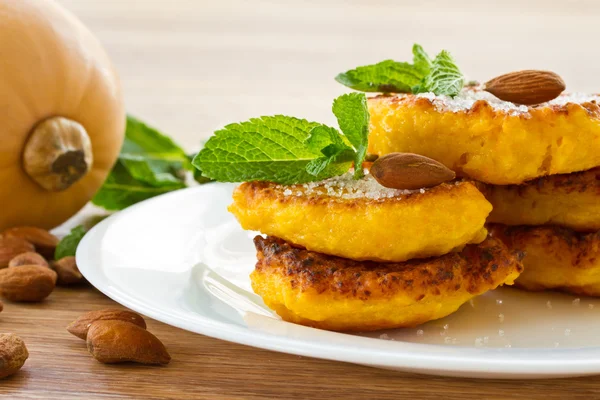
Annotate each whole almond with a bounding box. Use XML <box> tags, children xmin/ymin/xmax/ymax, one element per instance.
<box><xmin>0</xmin><ymin>300</ymin><xmax>3</xmax><ymax>313</ymax></box>
<box><xmin>86</xmin><ymin>320</ymin><xmax>170</xmax><ymax>365</ymax></box>
<box><xmin>0</xmin><ymin>334</ymin><xmax>29</xmax><ymax>379</ymax></box>
<box><xmin>0</xmin><ymin>266</ymin><xmax>57</xmax><ymax>302</ymax></box>
<box><xmin>8</xmin><ymin>252</ymin><xmax>49</xmax><ymax>268</ymax></box>
<box><xmin>51</xmin><ymin>256</ymin><xmax>84</xmax><ymax>286</ymax></box>
<box><xmin>0</xmin><ymin>237</ymin><xmax>35</xmax><ymax>269</ymax></box>
<box><xmin>2</xmin><ymin>227</ymin><xmax>59</xmax><ymax>259</ymax></box>
<box><xmin>484</xmin><ymin>70</ymin><xmax>566</xmax><ymax>105</ymax></box>
<box><xmin>67</xmin><ymin>309</ymin><xmax>147</xmax><ymax>340</ymax></box>
<box><xmin>370</xmin><ymin>153</ymin><xmax>456</xmax><ymax>190</ymax></box>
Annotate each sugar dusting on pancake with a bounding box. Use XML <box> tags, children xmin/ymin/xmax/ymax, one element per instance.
<box><xmin>413</xmin><ymin>87</ymin><xmax>600</xmax><ymax>115</ymax></box>
<box><xmin>275</xmin><ymin>170</ymin><xmax>431</xmax><ymax>200</ymax></box>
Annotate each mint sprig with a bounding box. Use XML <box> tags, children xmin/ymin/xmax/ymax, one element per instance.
<box><xmin>93</xmin><ymin>116</ymin><xmax>193</xmax><ymax>211</ymax></box>
<box><xmin>335</xmin><ymin>60</ymin><xmax>423</xmax><ymax>93</ymax></box>
<box><xmin>305</xmin><ymin>125</ymin><xmax>354</xmax><ymax>177</ymax></box>
<box><xmin>412</xmin><ymin>44</ymin><xmax>433</xmax><ymax>76</ymax></box>
<box><xmin>119</xmin><ymin>116</ymin><xmax>190</xmax><ymax>188</ymax></box>
<box><xmin>332</xmin><ymin>93</ymin><xmax>370</xmax><ymax>179</ymax></box>
<box><xmin>414</xmin><ymin>50</ymin><xmax>464</xmax><ymax>97</ymax></box>
<box><xmin>336</xmin><ymin>44</ymin><xmax>464</xmax><ymax>97</ymax></box>
<box><xmin>93</xmin><ymin>162</ymin><xmax>182</xmax><ymax>210</ymax></box>
<box><xmin>193</xmin><ymin>94</ymin><xmax>370</xmax><ymax>184</ymax></box>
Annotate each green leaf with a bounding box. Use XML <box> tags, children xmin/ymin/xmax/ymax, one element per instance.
<box><xmin>188</xmin><ymin>153</ymin><xmax>214</xmax><ymax>184</ymax></box>
<box><xmin>193</xmin><ymin>115</ymin><xmax>352</xmax><ymax>184</ymax></box>
<box><xmin>335</xmin><ymin>60</ymin><xmax>424</xmax><ymax>93</ymax></box>
<box><xmin>124</xmin><ymin>116</ymin><xmax>191</xmax><ymax>167</ymax></box>
<box><xmin>412</xmin><ymin>44</ymin><xmax>432</xmax><ymax>76</ymax></box>
<box><xmin>305</xmin><ymin>125</ymin><xmax>355</xmax><ymax>177</ymax></box>
<box><xmin>120</xmin><ymin>152</ymin><xmax>186</xmax><ymax>187</ymax></box>
<box><xmin>93</xmin><ymin>162</ymin><xmax>182</xmax><ymax>211</ymax></box>
<box><xmin>121</xmin><ymin>116</ymin><xmax>190</xmax><ymax>187</ymax></box>
<box><xmin>332</xmin><ymin>93</ymin><xmax>370</xmax><ymax>179</ymax></box>
<box><xmin>305</xmin><ymin>157</ymin><xmax>334</xmax><ymax>176</ymax></box>
<box><xmin>336</xmin><ymin>44</ymin><xmax>464</xmax><ymax>97</ymax></box>
<box><xmin>193</xmin><ymin>167</ymin><xmax>213</xmax><ymax>184</ymax></box>
<box><xmin>305</xmin><ymin>125</ymin><xmax>350</xmax><ymax>154</ymax></box>
<box><xmin>55</xmin><ymin>225</ymin><xmax>87</xmax><ymax>260</ymax></box>
<box><xmin>415</xmin><ymin>50</ymin><xmax>464</xmax><ymax>97</ymax></box>
<box><xmin>92</xmin><ymin>117</ymin><xmax>191</xmax><ymax>211</ymax></box>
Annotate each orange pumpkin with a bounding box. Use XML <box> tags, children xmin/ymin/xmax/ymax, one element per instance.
<box><xmin>0</xmin><ymin>0</ymin><xmax>125</xmax><ymax>230</ymax></box>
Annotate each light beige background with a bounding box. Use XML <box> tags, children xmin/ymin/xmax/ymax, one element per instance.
<box><xmin>59</xmin><ymin>0</ymin><xmax>600</xmax><ymax>150</ymax></box>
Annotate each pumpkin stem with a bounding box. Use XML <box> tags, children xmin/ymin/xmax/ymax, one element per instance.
<box><xmin>22</xmin><ymin>117</ymin><xmax>93</xmax><ymax>192</ymax></box>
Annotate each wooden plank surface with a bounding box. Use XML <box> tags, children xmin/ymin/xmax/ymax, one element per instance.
<box><xmin>4</xmin><ymin>0</ymin><xmax>600</xmax><ymax>398</ymax></box>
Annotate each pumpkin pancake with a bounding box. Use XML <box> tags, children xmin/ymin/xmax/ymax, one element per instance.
<box><xmin>481</xmin><ymin>167</ymin><xmax>600</xmax><ymax>232</ymax></box>
<box><xmin>229</xmin><ymin>172</ymin><xmax>491</xmax><ymax>262</ymax></box>
<box><xmin>368</xmin><ymin>88</ymin><xmax>600</xmax><ymax>185</ymax></box>
<box><xmin>251</xmin><ymin>235</ymin><xmax>523</xmax><ymax>331</ymax></box>
<box><xmin>490</xmin><ymin>224</ymin><xmax>600</xmax><ymax>297</ymax></box>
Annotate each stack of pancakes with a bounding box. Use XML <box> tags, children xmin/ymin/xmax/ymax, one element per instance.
<box><xmin>368</xmin><ymin>88</ymin><xmax>600</xmax><ymax>296</ymax></box>
<box><xmin>230</xmin><ymin>171</ymin><xmax>523</xmax><ymax>331</ymax></box>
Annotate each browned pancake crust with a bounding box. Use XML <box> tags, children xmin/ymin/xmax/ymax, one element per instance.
<box><xmin>251</xmin><ymin>235</ymin><xmax>523</xmax><ymax>331</ymax></box>
<box><xmin>254</xmin><ymin>236</ymin><xmax>522</xmax><ymax>300</ymax></box>
<box><xmin>480</xmin><ymin>167</ymin><xmax>600</xmax><ymax>232</ymax></box>
<box><xmin>490</xmin><ymin>224</ymin><xmax>600</xmax><ymax>296</ymax></box>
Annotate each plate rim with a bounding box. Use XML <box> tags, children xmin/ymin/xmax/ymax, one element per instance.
<box><xmin>77</xmin><ymin>185</ymin><xmax>600</xmax><ymax>379</ymax></box>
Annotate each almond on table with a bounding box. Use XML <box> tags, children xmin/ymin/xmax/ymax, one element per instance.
<box><xmin>51</xmin><ymin>256</ymin><xmax>85</xmax><ymax>286</ymax></box>
<box><xmin>0</xmin><ymin>237</ymin><xmax>35</xmax><ymax>269</ymax></box>
<box><xmin>0</xmin><ymin>265</ymin><xmax>56</xmax><ymax>302</ymax></box>
<box><xmin>86</xmin><ymin>320</ymin><xmax>170</xmax><ymax>365</ymax></box>
<box><xmin>67</xmin><ymin>309</ymin><xmax>147</xmax><ymax>340</ymax></box>
<box><xmin>8</xmin><ymin>252</ymin><xmax>49</xmax><ymax>268</ymax></box>
<box><xmin>2</xmin><ymin>227</ymin><xmax>58</xmax><ymax>259</ymax></box>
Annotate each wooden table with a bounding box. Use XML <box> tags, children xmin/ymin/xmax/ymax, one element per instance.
<box><xmin>4</xmin><ymin>0</ymin><xmax>600</xmax><ymax>398</ymax></box>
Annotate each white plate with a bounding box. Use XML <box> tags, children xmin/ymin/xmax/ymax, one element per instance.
<box><xmin>77</xmin><ymin>184</ymin><xmax>600</xmax><ymax>379</ymax></box>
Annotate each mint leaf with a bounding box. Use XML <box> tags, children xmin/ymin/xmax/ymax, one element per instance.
<box><xmin>121</xmin><ymin>116</ymin><xmax>190</xmax><ymax>187</ymax></box>
<box><xmin>55</xmin><ymin>225</ymin><xmax>87</xmax><ymax>260</ymax></box>
<box><xmin>332</xmin><ymin>93</ymin><xmax>370</xmax><ymax>179</ymax></box>
<box><xmin>93</xmin><ymin>116</ymin><xmax>190</xmax><ymax>211</ymax></box>
<box><xmin>93</xmin><ymin>162</ymin><xmax>181</xmax><ymax>210</ymax></box>
<box><xmin>192</xmin><ymin>166</ymin><xmax>213</xmax><ymax>184</ymax></box>
<box><xmin>120</xmin><ymin>152</ymin><xmax>187</xmax><ymax>188</ymax></box>
<box><xmin>305</xmin><ymin>125</ymin><xmax>354</xmax><ymax>177</ymax></box>
<box><xmin>415</xmin><ymin>50</ymin><xmax>464</xmax><ymax>97</ymax></box>
<box><xmin>305</xmin><ymin>125</ymin><xmax>350</xmax><ymax>154</ymax></box>
<box><xmin>124</xmin><ymin>116</ymin><xmax>191</xmax><ymax>168</ymax></box>
<box><xmin>194</xmin><ymin>93</ymin><xmax>372</xmax><ymax>184</ymax></box>
<box><xmin>305</xmin><ymin>157</ymin><xmax>334</xmax><ymax>176</ymax></box>
<box><xmin>335</xmin><ymin>60</ymin><xmax>423</xmax><ymax>93</ymax></box>
<box><xmin>194</xmin><ymin>116</ymin><xmax>352</xmax><ymax>184</ymax></box>
<box><xmin>336</xmin><ymin>44</ymin><xmax>464</xmax><ymax>97</ymax></box>
<box><xmin>188</xmin><ymin>153</ymin><xmax>214</xmax><ymax>184</ymax></box>
<box><xmin>412</xmin><ymin>44</ymin><xmax>432</xmax><ymax>76</ymax></box>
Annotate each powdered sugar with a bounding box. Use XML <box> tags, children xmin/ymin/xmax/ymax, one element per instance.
<box><xmin>413</xmin><ymin>87</ymin><xmax>600</xmax><ymax>116</ymax></box>
<box><xmin>276</xmin><ymin>170</ymin><xmax>426</xmax><ymax>200</ymax></box>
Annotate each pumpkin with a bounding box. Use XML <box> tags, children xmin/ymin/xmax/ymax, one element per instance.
<box><xmin>0</xmin><ymin>0</ymin><xmax>125</xmax><ymax>230</ymax></box>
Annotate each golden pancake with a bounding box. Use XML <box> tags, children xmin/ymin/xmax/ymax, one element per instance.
<box><xmin>481</xmin><ymin>167</ymin><xmax>600</xmax><ymax>232</ymax></box>
<box><xmin>368</xmin><ymin>89</ymin><xmax>600</xmax><ymax>185</ymax></box>
<box><xmin>229</xmin><ymin>173</ymin><xmax>491</xmax><ymax>262</ymax></box>
<box><xmin>251</xmin><ymin>235</ymin><xmax>523</xmax><ymax>331</ymax></box>
<box><xmin>490</xmin><ymin>224</ymin><xmax>600</xmax><ymax>296</ymax></box>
